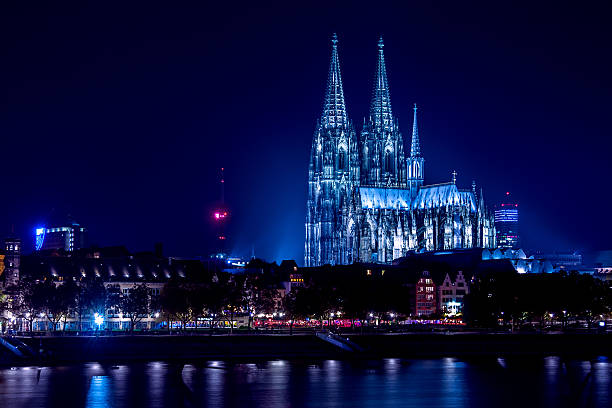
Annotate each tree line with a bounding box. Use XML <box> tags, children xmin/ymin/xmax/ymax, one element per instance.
<box><xmin>464</xmin><ymin>270</ymin><xmax>612</xmax><ymax>328</ymax></box>
<box><xmin>0</xmin><ymin>272</ymin><xmax>280</xmax><ymax>334</ymax></box>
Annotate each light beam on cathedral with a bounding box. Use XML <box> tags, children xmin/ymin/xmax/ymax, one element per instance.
<box><xmin>305</xmin><ymin>35</ymin><xmax>496</xmax><ymax>266</ymax></box>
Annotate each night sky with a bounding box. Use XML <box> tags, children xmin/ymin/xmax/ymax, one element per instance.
<box><xmin>2</xmin><ymin>2</ymin><xmax>611</xmax><ymax>263</ymax></box>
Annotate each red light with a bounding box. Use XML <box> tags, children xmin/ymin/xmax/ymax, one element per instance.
<box><xmin>214</xmin><ymin>211</ymin><xmax>228</xmax><ymax>220</ymax></box>
<box><xmin>506</xmin><ymin>192</ymin><xmax>510</xmax><ymax>195</ymax></box>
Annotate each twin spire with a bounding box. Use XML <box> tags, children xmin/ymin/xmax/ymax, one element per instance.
<box><xmin>370</xmin><ymin>36</ymin><xmax>393</xmax><ymax>132</ymax></box>
<box><xmin>321</xmin><ymin>33</ymin><xmax>348</xmax><ymax>129</ymax></box>
<box><xmin>321</xmin><ymin>34</ymin><xmax>420</xmax><ymax>155</ymax></box>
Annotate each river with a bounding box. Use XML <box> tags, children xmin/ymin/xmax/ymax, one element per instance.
<box><xmin>0</xmin><ymin>357</ymin><xmax>610</xmax><ymax>407</ymax></box>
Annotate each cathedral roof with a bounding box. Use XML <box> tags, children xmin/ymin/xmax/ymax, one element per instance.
<box><xmin>359</xmin><ymin>187</ymin><xmax>411</xmax><ymax>210</ymax></box>
<box><xmin>413</xmin><ymin>183</ymin><xmax>477</xmax><ymax>211</ymax></box>
<box><xmin>359</xmin><ymin>183</ymin><xmax>477</xmax><ymax>212</ymax></box>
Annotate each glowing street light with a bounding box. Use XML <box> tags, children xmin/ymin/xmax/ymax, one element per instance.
<box><xmin>94</xmin><ymin>313</ymin><xmax>104</xmax><ymax>330</ymax></box>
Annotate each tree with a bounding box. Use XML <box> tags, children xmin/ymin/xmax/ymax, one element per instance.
<box><xmin>34</xmin><ymin>279</ymin><xmax>76</xmax><ymax>331</ymax></box>
<box><xmin>283</xmin><ymin>286</ymin><xmax>337</xmax><ymax>333</ymax></box>
<box><xmin>118</xmin><ymin>283</ymin><xmax>151</xmax><ymax>333</ymax></box>
<box><xmin>283</xmin><ymin>290</ymin><xmax>304</xmax><ymax>335</ymax></box>
<box><xmin>12</xmin><ymin>279</ymin><xmax>40</xmax><ymax>332</ymax></box>
<box><xmin>160</xmin><ymin>280</ymin><xmax>193</xmax><ymax>332</ymax></box>
<box><xmin>243</xmin><ymin>276</ymin><xmax>276</xmax><ymax>328</ymax></box>
<box><xmin>202</xmin><ymin>275</ymin><xmax>245</xmax><ymax>335</ymax></box>
<box><xmin>59</xmin><ymin>278</ymin><xmax>79</xmax><ymax>331</ymax></box>
<box><xmin>74</xmin><ymin>279</ymin><xmax>107</xmax><ymax>332</ymax></box>
<box><xmin>0</xmin><ymin>289</ymin><xmax>8</xmax><ymax>333</ymax></box>
<box><xmin>223</xmin><ymin>278</ymin><xmax>245</xmax><ymax>335</ymax></box>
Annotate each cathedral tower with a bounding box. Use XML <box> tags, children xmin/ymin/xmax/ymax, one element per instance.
<box><xmin>305</xmin><ymin>35</ymin><xmax>496</xmax><ymax>267</ymax></box>
<box><xmin>305</xmin><ymin>34</ymin><xmax>358</xmax><ymax>267</ymax></box>
<box><xmin>360</xmin><ymin>37</ymin><xmax>406</xmax><ymax>188</ymax></box>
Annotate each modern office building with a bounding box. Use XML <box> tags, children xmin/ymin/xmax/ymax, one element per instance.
<box><xmin>494</xmin><ymin>192</ymin><xmax>519</xmax><ymax>249</ymax></box>
<box><xmin>35</xmin><ymin>221</ymin><xmax>86</xmax><ymax>252</ymax></box>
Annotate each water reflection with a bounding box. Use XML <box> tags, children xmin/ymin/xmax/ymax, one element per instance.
<box><xmin>86</xmin><ymin>376</ymin><xmax>111</xmax><ymax>408</ymax></box>
<box><xmin>0</xmin><ymin>358</ymin><xmax>610</xmax><ymax>407</ymax></box>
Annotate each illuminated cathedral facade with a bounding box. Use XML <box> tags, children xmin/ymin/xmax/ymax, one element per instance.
<box><xmin>305</xmin><ymin>35</ymin><xmax>496</xmax><ymax>267</ymax></box>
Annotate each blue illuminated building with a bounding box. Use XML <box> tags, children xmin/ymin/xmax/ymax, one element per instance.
<box><xmin>34</xmin><ymin>220</ymin><xmax>86</xmax><ymax>252</ymax></box>
<box><xmin>494</xmin><ymin>192</ymin><xmax>519</xmax><ymax>249</ymax></box>
<box><xmin>305</xmin><ymin>35</ymin><xmax>496</xmax><ymax>266</ymax></box>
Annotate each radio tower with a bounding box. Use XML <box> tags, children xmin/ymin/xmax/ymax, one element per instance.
<box><xmin>213</xmin><ymin>167</ymin><xmax>229</xmax><ymax>257</ymax></box>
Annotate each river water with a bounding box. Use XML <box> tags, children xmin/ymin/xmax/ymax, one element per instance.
<box><xmin>0</xmin><ymin>357</ymin><xmax>610</xmax><ymax>407</ymax></box>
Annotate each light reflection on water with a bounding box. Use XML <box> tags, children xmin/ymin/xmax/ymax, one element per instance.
<box><xmin>86</xmin><ymin>376</ymin><xmax>111</xmax><ymax>408</ymax></box>
<box><xmin>0</xmin><ymin>358</ymin><xmax>609</xmax><ymax>408</ymax></box>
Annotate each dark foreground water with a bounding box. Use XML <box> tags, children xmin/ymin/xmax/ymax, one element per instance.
<box><xmin>0</xmin><ymin>357</ymin><xmax>610</xmax><ymax>407</ymax></box>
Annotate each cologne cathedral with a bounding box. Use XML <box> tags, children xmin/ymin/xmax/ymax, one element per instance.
<box><xmin>304</xmin><ymin>35</ymin><xmax>496</xmax><ymax>267</ymax></box>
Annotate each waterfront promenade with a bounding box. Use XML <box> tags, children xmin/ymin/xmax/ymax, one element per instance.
<box><xmin>1</xmin><ymin>332</ymin><xmax>610</xmax><ymax>366</ymax></box>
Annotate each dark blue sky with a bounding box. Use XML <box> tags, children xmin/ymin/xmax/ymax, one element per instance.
<box><xmin>1</xmin><ymin>2</ymin><xmax>611</xmax><ymax>262</ymax></box>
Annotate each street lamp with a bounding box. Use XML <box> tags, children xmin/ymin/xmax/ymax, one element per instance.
<box><xmin>94</xmin><ymin>313</ymin><xmax>104</xmax><ymax>331</ymax></box>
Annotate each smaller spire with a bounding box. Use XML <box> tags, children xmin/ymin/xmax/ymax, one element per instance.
<box><xmin>452</xmin><ymin>170</ymin><xmax>457</xmax><ymax>184</ymax></box>
<box><xmin>410</xmin><ymin>104</ymin><xmax>421</xmax><ymax>157</ymax></box>
<box><xmin>479</xmin><ymin>187</ymin><xmax>485</xmax><ymax>210</ymax></box>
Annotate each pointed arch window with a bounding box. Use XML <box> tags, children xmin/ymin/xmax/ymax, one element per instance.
<box><xmin>385</xmin><ymin>151</ymin><xmax>393</xmax><ymax>173</ymax></box>
<box><xmin>338</xmin><ymin>149</ymin><xmax>347</xmax><ymax>171</ymax></box>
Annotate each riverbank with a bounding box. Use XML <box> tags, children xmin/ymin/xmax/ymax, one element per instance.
<box><xmin>1</xmin><ymin>333</ymin><xmax>610</xmax><ymax>366</ymax></box>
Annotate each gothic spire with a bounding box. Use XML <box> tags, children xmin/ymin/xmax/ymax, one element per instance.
<box><xmin>370</xmin><ymin>36</ymin><xmax>393</xmax><ymax>131</ymax></box>
<box><xmin>410</xmin><ymin>104</ymin><xmax>421</xmax><ymax>157</ymax></box>
<box><xmin>321</xmin><ymin>33</ymin><xmax>348</xmax><ymax>129</ymax></box>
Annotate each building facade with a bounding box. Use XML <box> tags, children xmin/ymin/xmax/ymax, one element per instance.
<box><xmin>438</xmin><ymin>271</ymin><xmax>469</xmax><ymax>316</ymax></box>
<box><xmin>416</xmin><ymin>271</ymin><xmax>436</xmax><ymax>316</ymax></box>
<box><xmin>305</xmin><ymin>35</ymin><xmax>496</xmax><ymax>266</ymax></box>
<box><xmin>2</xmin><ymin>237</ymin><xmax>21</xmax><ymax>287</ymax></box>
<box><xmin>35</xmin><ymin>222</ymin><xmax>86</xmax><ymax>252</ymax></box>
<box><xmin>494</xmin><ymin>192</ymin><xmax>519</xmax><ymax>249</ymax></box>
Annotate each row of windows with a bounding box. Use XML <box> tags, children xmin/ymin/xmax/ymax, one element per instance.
<box><xmin>417</xmin><ymin>294</ymin><xmax>435</xmax><ymax>301</ymax></box>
